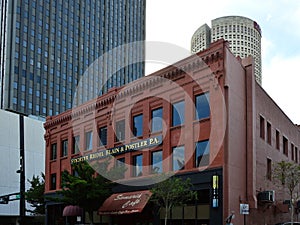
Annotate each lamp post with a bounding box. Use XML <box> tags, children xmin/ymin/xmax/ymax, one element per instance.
<box><xmin>17</xmin><ymin>115</ymin><xmax>26</xmax><ymax>225</ymax></box>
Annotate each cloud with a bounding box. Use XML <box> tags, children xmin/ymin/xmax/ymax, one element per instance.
<box><xmin>263</xmin><ymin>55</ymin><xmax>300</xmax><ymax>124</ymax></box>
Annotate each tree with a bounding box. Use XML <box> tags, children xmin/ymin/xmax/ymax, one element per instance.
<box><xmin>57</xmin><ymin>160</ymin><xmax>125</xmax><ymax>225</ymax></box>
<box><xmin>25</xmin><ymin>173</ymin><xmax>45</xmax><ymax>215</ymax></box>
<box><xmin>272</xmin><ymin>161</ymin><xmax>300</xmax><ymax>222</ymax></box>
<box><xmin>150</xmin><ymin>174</ymin><xmax>197</xmax><ymax>225</ymax></box>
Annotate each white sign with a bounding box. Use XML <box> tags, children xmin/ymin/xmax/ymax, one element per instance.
<box><xmin>240</xmin><ymin>204</ymin><xmax>249</xmax><ymax>215</ymax></box>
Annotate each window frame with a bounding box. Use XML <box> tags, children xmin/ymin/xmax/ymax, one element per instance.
<box><xmin>50</xmin><ymin>143</ymin><xmax>57</xmax><ymax>160</ymax></box>
<box><xmin>151</xmin><ymin>150</ymin><xmax>163</xmax><ymax>174</ymax></box>
<box><xmin>132</xmin><ymin>154</ymin><xmax>143</xmax><ymax>177</ymax></box>
<box><xmin>172</xmin><ymin>100</ymin><xmax>185</xmax><ymax>127</ymax></box>
<box><xmin>195</xmin><ymin>140</ymin><xmax>210</xmax><ymax>167</ymax></box>
<box><xmin>61</xmin><ymin>139</ymin><xmax>68</xmax><ymax>157</ymax></box>
<box><xmin>50</xmin><ymin>173</ymin><xmax>56</xmax><ymax>190</ymax></box>
<box><xmin>72</xmin><ymin>135</ymin><xmax>80</xmax><ymax>154</ymax></box>
<box><xmin>98</xmin><ymin>126</ymin><xmax>107</xmax><ymax>146</ymax></box>
<box><xmin>85</xmin><ymin>131</ymin><xmax>93</xmax><ymax>151</ymax></box>
<box><xmin>151</xmin><ymin>107</ymin><xmax>163</xmax><ymax>133</ymax></box>
<box><xmin>132</xmin><ymin>114</ymin><xmax>143</xmax><ymax>137</ymax></box>
<box><xmin>172</xmin><ymin>146</ymin><xmax>185</xmax><ymax>171</ymax></box>
<box><xmin>115</xmin><ymin>120</ymin><xmax>125</xmax><ymax>142</ymax></box>
<box><xmin>195</xmin><ymin>92</ymin><xmax>210</xmax><ymax>120</ymax></box>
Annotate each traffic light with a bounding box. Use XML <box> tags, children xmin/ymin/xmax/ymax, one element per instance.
<box><xmin>0</xmin><ymin>195</ymin><xmax>9</xmax><ymax>204</ymax></box>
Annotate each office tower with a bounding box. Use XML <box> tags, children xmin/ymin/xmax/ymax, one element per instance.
<box><xmin>0</xmin><ymin>0</ymin><xmax>145</xmax><ymax>117</ymax></box>
<box><xmin>191</xmin><ymin>16</ymin><xmax>262</xmax><ymax>84</ymax></box>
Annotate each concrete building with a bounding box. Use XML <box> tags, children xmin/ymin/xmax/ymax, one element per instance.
<box><xmin>44</xmin><ymin>40</ymin><xmax>300</xmax><ymax>225</ymax></box>
<box><xmin>0</xmin><ymin>110</ymin><xmax>45</xmax><ymax>224</ymax></box>
<box><xmin>0</xmin><ymin>0</ymin><xmax>145</xmax><ymax>117</ymax></box>
<box><xmin>191</xmin><ymin>16</ymin><xmax>262</xmax><ymax>84</ymax></box>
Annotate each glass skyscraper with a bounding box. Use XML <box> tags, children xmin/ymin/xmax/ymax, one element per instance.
<box><xmin>0</xmin><ymin>0</ymin><xmax>145</xmax><ymax>117</ymax></box>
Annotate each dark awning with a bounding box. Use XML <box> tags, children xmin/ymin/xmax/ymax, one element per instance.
<box><xmin>63</xmin><ymin>205</ymin><xmax>83</xmax><ymax>216</ymax></box>
<box><xmin>98</xmin><ymin>190</ymin><xmax>152</xmax><ymax>215</ymax></box>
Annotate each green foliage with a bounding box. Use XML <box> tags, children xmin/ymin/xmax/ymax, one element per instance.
<box><xmin>272</xmin><ymin>160</ymin><xmax>300</xmax><ymax>222</ymax></box>
<box><xmin>25</xmin><ymin>173</ymin><xmax>45</xmax><ymax>215</ymax></box>
<box><xmin>56</xmin><ymin>160</ymin><xmax>126</xmax><ymax>224</ymax></box>
<box><xmin>272</xmin><ymin>161</ymin><xmax>300</xmax><ymax>196</ymax></box>
<box><xmin>150</xmin><ymin>173</ymin><xmax>197</xmax><ymax>225</ymax></box>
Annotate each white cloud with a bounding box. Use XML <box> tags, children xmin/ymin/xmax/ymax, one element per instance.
<box><xmin>263</xmin><ymin>55</ymin><xmax>300</xmax><ymax>124</ymax></box>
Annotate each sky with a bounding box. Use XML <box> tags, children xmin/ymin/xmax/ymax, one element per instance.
<box><xmin>145</xmin><ymin>0</ymin><xmax>300</xmax><ymax>124</ymax></box>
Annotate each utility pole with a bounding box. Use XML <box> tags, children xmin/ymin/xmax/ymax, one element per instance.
<box><xmin>18</xmin><ymin>114</ymin><xmax>26</xmax><ymax>225</ymax></box>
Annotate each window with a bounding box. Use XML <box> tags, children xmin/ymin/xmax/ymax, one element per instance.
<box><xmin>61</xmin><ymin>139</ymin><xmax>68</xmax><ymax>157</ymax></box>
<box><xmin>116</xmin><ymin>120</ymin><xmax>125</xmax><ymax>142</ymax></box>
<box><xmin>133</xmin><ymin>114</ymin><xmax>143</xmax><ymax>137</ymax></box>
<box><xmin>98</xmin><ymin>126</ymin><xmax>107</xmax><ymax>146</ymax></box>
<box><xmin>260</xmin><ymin>116</ymin><xmax>265</xmax><ymax>139</ymax></box>
<box><xmin>195</xmin><ymin>93</ymin><xmax>210</xmax><ymax>120</ymax></box>
<box><xmin>151</xmin><ymin>150</ymin><xmax>162</xmax><ymax>173</ymax></box>
<box><xmin>151</xmin><ymin>108</ymin><xmax>163</xmax><ymax>132</ymax></box>
<box><xmin>72</xmin><ymin>136</ymin><xmax>80</xmax><ymax>154</ymax></box>
<box><xmin>172</xmin><ymin>146</ymin><xmax>185</xmax><ymax>171</ymax></box>
<box><xmin>50</xmin><ymin>143</ymin><xmax>57</xmax><ymax>160</ymax></box>
<box><xmin>132</xmin><ymin>154</ymin><xmax>143</xmax><ymax>177</ymax></box>
<box><xmin>172</xmin><ymin>101</ymin><xmax>185</xmax><ymax>126</ymax></box>
<box><xmin>276</xmin><ymin>130</ymin><xmax>280</xmax><ymax>150</ymax></box>
<box><xmin>50</xmin><ymin>173</ymin><xmax>56</xmax><ymax>190</ymax></box>
<box><xmin>267</xmin><ymin>122</ymin><xmax>271</xmax><ymax>145</ymax></box>
<box><xmin>195</xmin><ymin>140</ymin><xmax>210</xmax><ymax>167</ymax></box>
<box><xmin>291</xmin><ymin>143</ymin><xmax>295</xmax><ymax>161</ymax></box>
<box><xmin>267</xmin><ymin>158</ymin><xmax>272</xmax><ymax>180</ymax></box>
<box><xmin>116</xmin><ymin>157</ymin><xmax>125</xmax><ymax>178</ymax></box>
<box><xmin>283</xmin><ymin>136</ymin><xmax>288</xmax><ymax>156</ymax></box>
<box><xmin>296</xmin><ymin>147</ymin><xmax>299</xmax><ymax>163</ymax></box>
<box><xmin>85</xmin><ymin>131</ymin><xmax>93</xmax><ymax>151</ymax></box>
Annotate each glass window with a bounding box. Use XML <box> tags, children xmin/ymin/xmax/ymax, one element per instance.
<box><xmin>195</xmin><ymin>93</ymin><xmax>210</xmax><ymax>120</ymax></box>
<box><xmin>133</xmin><ymin>114</ymin><xmax>143</xmax><ymax>137</ymax></box>
<box><xmin>276</xmin><ymin>130</ymin><xmax>280</xmax><ymax>150</ymax></box>
<box><xmin>72</xmin><ymin>136</ymin><xmax>80</xmax><ymax>154</ymax></box>
<box><xmin>195</xmin><ymin>140</ymin><xmax>210</xmax><ymax>167</ymax></box>
<box><xmin>132</xmin><ymin>154</ymin><xmax>143</xmax><ymax>177</ymax></box>
<box><xmin>50</xmin><ymin>143</ymin><xmax>57</xmax><ymax>160</ymax></box>
<box><xmin>260</xmin><ymin>116</ymin><xmax>265</xmax><ymax>139</ymax></box>
<box><xmin>267</xmin><ymin>158</ymin><xmax>272</xmax><ymax>180</ymax></box>
<box><xmin>267</xmin><ymin>122</ymin><xmax>272</xmax><ymax>145</ymax></box>
<box><xmin>116</xmin><ymin>120</ymin><xmax>125</xmax><ymax>142</ymax></box>
<box><xmin>61</xmin><ymin>139</ymin><xmax>68</xmax><ymax>157</ymax></box>
<box><xmin>151</xmin><ymin>108</ymin><xmax>163</xmax><ymax>132</ymax></box>
<box><xmin>85</xmin><ymin>131</ymin><xmax>93</xmax><ymax>151</ymax></box>
<box><xmin>172</xmin><ymin>101</ymin><xmax>185</xmax><ymax>126</ymax></box>
<box><xmin>283</xmin><ymin>136</ymin><xmax>288</xmax><ymax>156</ymax></box>
<box><xmin>151</xmin><ymin>150</ymin><xmax>162</xmax><ymax>173</ymax></box>
<box><xmin>172</xmin><ymin>146</ymin><xmax>185</xmax><ymax>171</ymax></box>
<box><xmin>99</xmin><ymin>126</ymin><xmax>107</xmax><ymax>146</ymax></box>
<box><xmin>50</xmin><ymin>173</ymin><xmax>56</xmax><ymax>190</ymax></box>
<box><xmin>116</xmin><ymin>157</ymin><xmax>125</xmax><ymax>179</ymax></box>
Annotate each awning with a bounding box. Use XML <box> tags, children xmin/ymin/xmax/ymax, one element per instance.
<box><xmin>98</xmin><ymin>190</ymin><xmax>152</xmax><ymax>215</ymax></box>
<box><xmin>63</xmin><ymin>205</ymin><xmax>83</xmax><ymax>216</ymax></box>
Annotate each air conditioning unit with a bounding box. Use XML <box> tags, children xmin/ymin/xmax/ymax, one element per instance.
<box><xmin>258</xmin><ymin>190</ymin><xmax>275</xmax><ymax>203</ymax></box>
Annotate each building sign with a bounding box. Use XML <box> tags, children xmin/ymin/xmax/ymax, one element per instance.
<box><xmin>99</xmin><ymin>190</ymin><xmax>152</xmax><ymax>215</ymax></box>
<box><xmin>212</xmin><ymin>175</ymin><xmax>219</xmax><ymax>208</ymax></box>
<box><xmin>71</xmin><ymin>135</ymin><xmax>162</xmax><ymax>164</ymax></box>
<box><xmin>240</xmin><ymin>204</ymin><xmax>249</xmax><ymax>215</ymax></box>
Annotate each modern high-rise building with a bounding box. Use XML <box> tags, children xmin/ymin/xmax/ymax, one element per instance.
<box><xmin>191</xmin><ymin>16</ymin><xmax>262</xmax><ymax>84</ymax></box>
<box><xmin>0</xmin><ymin>0</ymin><xmax>145</xmax><ymax>117</ymax></box>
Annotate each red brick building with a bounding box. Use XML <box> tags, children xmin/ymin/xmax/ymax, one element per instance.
<box><xmin>44</xmin><ymin>40</ymin><xmax>300</xmax><ymax>225</ymax></box>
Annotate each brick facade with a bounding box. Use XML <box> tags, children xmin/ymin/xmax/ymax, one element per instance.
<box><xmin>44</xmin><ymin>39</ymin><xmax>300</xmax><ymax>225</ymax></box>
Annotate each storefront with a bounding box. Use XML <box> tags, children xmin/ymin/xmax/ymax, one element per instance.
<box><xmin>97</xmin><ymin>169</ymin><xmax>223</xmax><ymax>225</ymax></box>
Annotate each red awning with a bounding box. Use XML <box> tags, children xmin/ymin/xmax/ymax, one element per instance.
<box><xmin>63</xmin><ymin>205</ymin><xmax>83</xmax><ymax>216</ymax></box>
<box><xmin>98</xmin><ymin>190</ymin><xmax>152</xmax><ymax>215</ymax></box>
